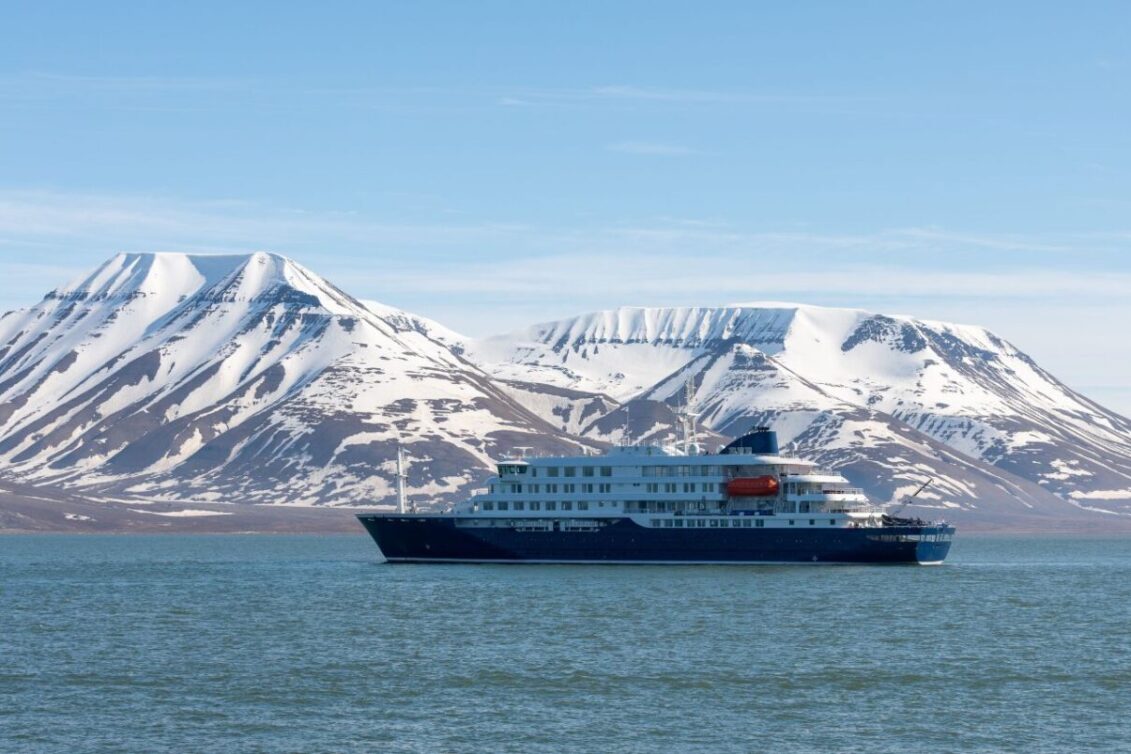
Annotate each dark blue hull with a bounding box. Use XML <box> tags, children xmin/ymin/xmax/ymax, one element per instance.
<box><xmin>357</xmin><ymin>515</ymin><xmax>954</xmax><ymax>565</ymax></box>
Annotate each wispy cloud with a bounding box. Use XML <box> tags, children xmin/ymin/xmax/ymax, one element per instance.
<box><xmin>504</xmin><ymin>84</ymin><xmax>871</xmax><ymax>107</ymax></box>
<box><xmin>2</xmin><ymin>189</ymin><xmax>1129</xmax><ymax>311</ymax></box>
<box><xmin>0</xmin><ymin>72</ymin><xmax>872</xmax><ymax>118</ymax></box>
<box><xmin>364</xmin><ymin>251</ymin><xmax>1131</xmax><ymax>302</ymax></box>
<box><xmin>2</xmin><ymin>188</ymin><xmax>1130</xmax><ymax>412</ymax></box>
<box><xmin>588</xmin><ymin>85</ymin><xmax>856</xmax><ymax>105</ymax></box>
<box><xmin>606</xmin><ymin>140</ymin><xmax>700</xmax><ymax>156</ymax></box>
<box><xmin>2</xmin><ymin>71</ymin><xmax>249</xmax><ymax>92</ymax></box>
<box><xmin>0</xmin><ymin>72</ymin><xmax>254</xmax><ymax>107</ymax></box>
<box><xmin>0</xmin><ymin>190</ymin><xmax>528</xmax><ymax>249</ymax></box>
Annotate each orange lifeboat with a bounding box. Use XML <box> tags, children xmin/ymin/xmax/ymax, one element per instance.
<box><xmin>727</xmin><ymin>476</ymin><xmax>779</xmax><ymax>497</ymax></box>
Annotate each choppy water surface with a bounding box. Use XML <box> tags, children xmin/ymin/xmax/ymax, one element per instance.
<box><xmin>2</xmin><ymin>535</ymin><xmax>1130</xmax><ymax>753</ymax></box>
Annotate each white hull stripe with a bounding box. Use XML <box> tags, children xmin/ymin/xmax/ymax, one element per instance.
<box><xmin>382</xmin><ymin>556</ymin><xmax>942</xmax><ymax>566</ymax></box>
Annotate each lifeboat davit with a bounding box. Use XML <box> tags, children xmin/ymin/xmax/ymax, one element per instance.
<box><xmin>727</xmin><ymin>476</ymin><xmax>779</xmax><ymax>497</ymax></box>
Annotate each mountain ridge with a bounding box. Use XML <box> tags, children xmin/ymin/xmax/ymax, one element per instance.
<box><xmin>0</xmin><ymin>252</ymin><xmax>594</xmax><ymax>506</ymax></box>
<box><xmin>463</xmin><ymin>303</ymin><xmax>1131</xmax><ymax>516</ymax></box>
<box><xmin>2</xmin><ymin>252</ymin><xmax>1129</xmax><ymax>528</ymax></box>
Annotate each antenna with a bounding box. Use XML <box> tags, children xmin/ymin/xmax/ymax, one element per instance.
<box><xmin>395</xmin><ymin>444</ymin><xmax>409</xmax><ymax>513</ymax></box>
<box><xmin>511</xmin><ymin>446</ymin><xmax>533</xmax><ymax>459</ymax></box>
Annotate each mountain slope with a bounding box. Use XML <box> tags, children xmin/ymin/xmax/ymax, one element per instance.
<box><xmin>466</xmin><ymin>304</ymin><xmax>1131</xmax><ymax>516</ymax></box>
<box><xmin>0</xmin><ymin>252</ymin><xmax>590</xmax><ymax>505</ymax></box>
<box><xmin>3</xmin><ymin>259</ymin><xmax>1128</xmax><ymax>525</ymax></box>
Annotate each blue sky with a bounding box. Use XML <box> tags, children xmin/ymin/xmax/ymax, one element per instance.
<box><xmin>2</xmin><ymin>1</ymin><xmax>1130</xmax><ymax>412</ymax></box>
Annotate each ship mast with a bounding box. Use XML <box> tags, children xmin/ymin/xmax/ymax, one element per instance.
<box><xmin>677</xmin><ymin>377</ymin><xmax>699</xmax><ymax>455</ymax></box>
<box><xmin>395</xmin><ymin>444</ymin><xmax>409</xmax><ymax>513</ymax></box>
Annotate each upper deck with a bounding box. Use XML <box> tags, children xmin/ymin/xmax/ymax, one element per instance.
<box><xmin>455</xmin><ymin>427</ymin><xmax>876</xmax><ymax>525</ymax></box>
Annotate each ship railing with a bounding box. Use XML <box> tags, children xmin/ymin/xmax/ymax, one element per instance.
<box><xmin>624</xmin><ymin>502</ymin><xmax>725</xmax><ymax>514</ymax></box>
<box><xmin>787</xmin><ymin>489</ymin><xmax>866</xmax><ymax>501</ymax></box>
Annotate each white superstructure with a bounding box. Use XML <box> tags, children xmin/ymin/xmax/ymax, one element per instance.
<box><xmin>451</xmin><ymin>432</ymin><xmax>883</xmax><ymax>531</ymax></box>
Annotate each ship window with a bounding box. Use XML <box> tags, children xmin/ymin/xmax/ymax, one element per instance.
<box><xmin>564</xmin><ymin>484</ymin><xmax>575</xmax><ymax>493</ymax></box>
<box><xmin>578</xmin><ymin>501</ymin><xmax>589</xmax><ymax>510</ymax></box>
<box><xmin>564</xmin><ymin>467</ymin><xmax>576</xmax><ymax>477</ymax></box>
<box><xmin>561</xmin><ymin>501</ymin><xmax>573</xmax><ymax>511</ymax></box>
<box><xmin>732</xmin><ymin>520</ymin><xmax>741</xmax><ymax>528</ymax></box>
<box><xmin>530</xmin><ymin>501</ymin><xmax>540</xmax><ymax>511</ymax></box>
<box><xmin>582</xmin><ymin>467</ymin><xmax>595</xmax><ymax>477</ymax></box>
<box><xmin>599</xmin><ymin>466</ymin><xmax>612</xmax><ymax>477</ymax></box>
<box><xmin>674</xmin><ymin>519</ymin><xmax>684</xmax><ymax>527</ymax></box>
<box><xmin>531</xmin><ymin>484</ymin><xmax>540</xmax><ymax>493</ymax></box>
<box><xmin>829</xmin><ymin>519</ymin><xmax>836</xmax><ymax>525</ymax></box>
<box><xmin>599</xmin><ymin>483</ymin><xmax>611</xmax><ymax>493</ymax></box>
<box><xmin>547</xmin><ymin>467</ymin><xmax>559</xmax><ymax>477</ymax></box>
<box><xmin>498</xmin><ymin>502</ymin><xmax>509</xmax><ymax>511</ymax></box>
<box><xmin>547</xmin><ymin>484</ymin><xmax>558</xmax><ymax>493</ymax></box>
<box><xmin>514</xmin><ymin>502</ymin><xmax>524</xmax><ymax>511</ymax></box>
<box><xmin>788</xmin><ymin>519</ymin><xmax>795</xmax><ymax>526</ymax></box>
<box><xmin>652</xmin><ymin>519</ymin><xmax>662</xmax><ymax>527</ymax></box>
<box><xmin>754</xmin><ymin>520</ymin><xmax>762</xmax><ymax>528</ymax></box>
<box><xmin>664</xmin><ymin>520</ymin><xmax>673</xmax><ymax>528</ymax></box>
<box><xmin>545</xmin><ymin>501</ymin><xmax>557</xmax><ymax>511</ymax></box>
<box><xmin>483</xmin><ymin>501</ymin><xmax>494</xmax><ymax>511</ymax></box>
<box><xmin>809</xmin><ymin>519</ymin><xmax>815</xmax><ymax>526</ymax></box>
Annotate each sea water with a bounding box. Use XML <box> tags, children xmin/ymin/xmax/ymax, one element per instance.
<box><xmin>2</xmin><ymin>535</ymin><xmax>1130</xmax><ymax>753</ymax></box>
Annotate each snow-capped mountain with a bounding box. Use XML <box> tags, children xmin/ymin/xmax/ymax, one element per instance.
<box><xmin>2</xmin><ymin>255</ymin><xmax>1129</xmax><ymax>525</ymax></box>
<box><xmin>465</xmin><ymin>305</ymin><xmax>1131</xmax><ymax>520</ymax></box>
<box><xmin>0</xmin><ymin>252</ymin><xmax>591</xmax><ymax>505</ymax></box>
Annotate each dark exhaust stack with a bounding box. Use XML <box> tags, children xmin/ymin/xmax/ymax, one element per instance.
<box><xmin>722</xmin><ymin>426</ymin><xmax>779</xmax><ymax>455</ymax></box>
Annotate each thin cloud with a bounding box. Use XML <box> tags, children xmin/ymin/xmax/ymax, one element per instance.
<box><xmin>588</xmin><ymin>85</ymin><xmax>860</xmax><ymax>105</ymax></box>
<box><xmin>485</xmin><ymin>84</ymin><xmax>878</xmax><ymax>114</ymax></box>
<box><xmin>606</xmin><ymin>141</ymin><xmax>700</xmax><ymax>156</ymax></box>
<box><xmin>368</xmin><ymin>252</ymin><xmax>1131</xmax><ymax>302</ymax></box>
<box><xmin>0</xmin><ymin>190</ymin><xmax>530</xmax><ymax>248</ymax></box>
<box><xmin>1</xmin><ymin>188</ymin><xmax>1129</xmax><ymax>413</ymax></box>
<box><xmin>2</xmin><ymin>189</ymin><xmax>1129</xmax><ymax>310</ymax></box>
<box><xmin>0</xmin><ymin>72</ymin><xmax>254</xmax><ymax>101</ymax></box>
<box><xmin>0</xmin><ymin>73</ymin><xmax>871</xmax><ymax>117</ymax></box>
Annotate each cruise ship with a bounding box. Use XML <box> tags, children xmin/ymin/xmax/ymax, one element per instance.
<box><xmin>356</xmin><ymin>427</ymin><xmax>955</xmax><ymax>565</ymax></box>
